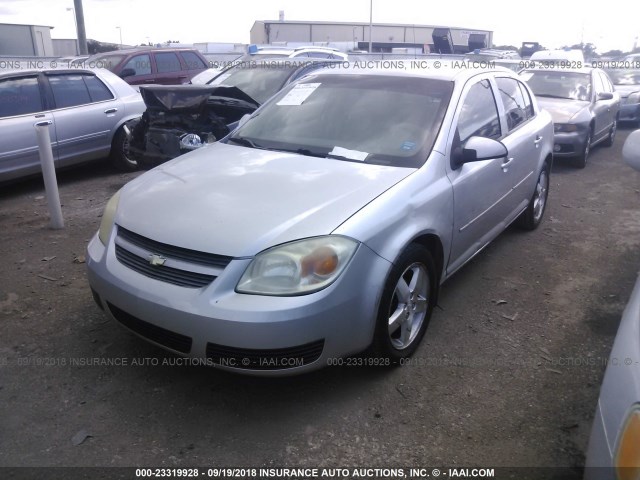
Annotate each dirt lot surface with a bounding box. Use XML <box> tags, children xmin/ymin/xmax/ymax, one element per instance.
<box><xmin>2</xmin><ymin>129</ymin><xmax>640</xmax><ymax>479</ymax></box>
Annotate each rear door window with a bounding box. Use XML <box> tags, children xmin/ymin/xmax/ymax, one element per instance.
<box><xmin>0</xmin><ymin>76</ymin><xmax>43</xmax><ymax>117</ymax></box>
<box><xmin>155</xmin><ymin>52</ymin><xmax>182</xmax><ymax>73</ymax></box>
<box><xmin>180</xmin><ymin>51</ymin><xmax>207</xmax><ymax>70</ymax></box>
<box><xmin>84</xmin><ymin>75</ymin><xmax>114</xmax><ymax>102</ymax></box>
<box><xmin>48</xmin><ymin>74</ymin><xmax>92</xmax><ymax>108</ymax></box>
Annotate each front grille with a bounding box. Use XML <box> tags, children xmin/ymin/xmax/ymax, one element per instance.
<box><xmin>118</xmin><ymin>226</ymin><xmax>232</xmax><ymax>268</ymax></box>
<box><xmin>206</xmin><ymin>340</ymin><xmax>325</xmax><ymax>370</ymax></box>
<box><xmin>115</xmin><ymin>244</ymin><xmax>215</xmax><ymax>288</ymax></box>
<box><xmin>108</xmin><ymin>302</ymin><xmax>192</xmax><ymax>354</ymax></box>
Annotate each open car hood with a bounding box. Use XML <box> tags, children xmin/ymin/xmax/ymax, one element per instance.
<box><xmin>139</xmin><ymin>84</ymin><xmax>260</xmax><ymax>112</ymax></box>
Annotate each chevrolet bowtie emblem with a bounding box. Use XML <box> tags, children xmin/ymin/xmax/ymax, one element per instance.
<box><xmin>148</xmin><ymin>254</ymin><xmax>167</xmax><ymax>266</ymax></box>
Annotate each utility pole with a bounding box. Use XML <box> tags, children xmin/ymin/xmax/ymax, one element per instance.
<box><xmin>368</xmin><ymin>0</ymin><xmax>373</xmax><ymax>53</ymax></box>
<box><xmin>73</xmin><ymin>0</ymin><xmax>88</xmax><ymax>55</ymax></box>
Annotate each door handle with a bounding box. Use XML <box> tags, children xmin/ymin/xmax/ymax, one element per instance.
<box><xmin>501</xmin><ymin>157</ymin><xmax>514</xmax><ymax>171</ymax></box>
<box><xmin>534</xmin><ymin>135</ymin><xmax>543</xmax><ymax>148</ymax></box>
<box><xmin>35</xmin><ymin>120</ymin><xmax>53</xmax><ymax>126</ymax></box>
<box><xmin>104</xmin><ymin>108</ymin><xmax>118</xmax><ymax>114</ymax></box>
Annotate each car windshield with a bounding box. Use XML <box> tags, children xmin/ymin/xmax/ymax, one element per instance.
<box><xmin>605</xmin><ymin>69</ymin><xmax>640</xmax><ymax>85</ymax></box>
<box><xmin>208</xmin><ymin>63</ymin><xmax>297</xmax><ymax>103</ymax></box>
<box><xmin>522</xmin><ymin>71</ymin><xmax>591</xmax><ymax>101</ymax></box>
<box><xmin>228</xmin><ymin>74</ymin><xmax>453</xmax><ymax>168</ymax></box>
<box><xmin>86</xmin><ymin>54</ymin><xmax>126</xmax><ymax>72</ymax></box>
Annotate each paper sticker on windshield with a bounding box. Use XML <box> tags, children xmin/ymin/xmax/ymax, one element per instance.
<box><xmin>329</xmin><ymin>146</ymin><xmax>369</xmax><ymax>161</ymax></box>
<box><xmin>519</xmin><ymin>72</ymin><xmax>533</xmax><ymax>81</ymax></box>
<box><xmin>277</xmin><ymin>83</ymin><xmax>321</xmax><ymax>106</ymax></box>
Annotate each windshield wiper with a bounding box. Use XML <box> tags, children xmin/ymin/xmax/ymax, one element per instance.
<box><xmin>266</xmin><ymin>147</ymin><xmax>326</xmax><ymax>158</ymax></box>
<box><xmin>226</xmin><ymin>137</ymin><xmax>265</xmax><ymax>149</ymax></box>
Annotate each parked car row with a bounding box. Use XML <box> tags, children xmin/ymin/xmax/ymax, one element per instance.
<box><xmin>2</xmin><ymin>49</ymin><xmax>636</xmax><ymax>182</ymax></box>
<box><xmin>520</xmin><ymin>66</ymin><xmax>620</xmax><ymax>168</ymax></box>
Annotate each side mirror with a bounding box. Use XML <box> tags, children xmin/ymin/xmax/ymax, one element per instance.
<box><xmin>454</xmin><ymin>136</ymin><xmax>507</xmax><ymax>169</ymax></box>
<box><xmin>119</xmin><ymin>68</ymin><xmax>136</xmax><ymax>79</ymax></box>
<box><xmin>597</xmin><ymin>92</ymin><xmax>614</xmax><ymax>101</ymax></box>
<box><xmin>238</xmin><ymin>113</ymin><xmax>251</xmax><ymax>128</ymax></box>
<box><xmin>623</xmin><ymin>130</ymin><xmax>640</xmax><ymax>171</ymax></box>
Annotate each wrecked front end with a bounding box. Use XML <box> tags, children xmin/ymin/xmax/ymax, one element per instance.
<box><xmin>129</xmin><ymin>84</ymin><xmax>259</xmax><ymax>169</ymax></box>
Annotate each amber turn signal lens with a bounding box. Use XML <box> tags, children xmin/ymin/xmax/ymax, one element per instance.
<box><xmin>616</xmin><ymin>407</ymin><xmax>640</xmax><ymax>480</ymax></box>
<box><xmin>301</xmin><ymin>246</ymin><xmax>339</xmax><ymax>277</ymax></box>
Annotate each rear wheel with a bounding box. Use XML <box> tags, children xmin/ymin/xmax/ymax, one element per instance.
<box><xmin>110</xmin><ymin>126</ymin><xmax>138</xmax><ymax>172</ymax></box>
<box><xmin>573</xmin><ymin>130</ymin><xmax>591</xmax><ymax>169</ymax></box>
<box><xmin>372</xmin><ymin>245</ymin><xmax>437</xmax><ymax>361</ymax></box>
<box><xmin>517</xmin><ymin>163</ymin><xmax>550</xmax><ymax>230</ymax></box>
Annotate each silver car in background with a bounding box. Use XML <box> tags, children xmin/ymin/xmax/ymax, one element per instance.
<box><xmin>585</xmin><ymin>130</ymin><xmax>640</xmax><ymax>479</ymax></box>
<box><xmin>87</xmin><ymin>67</ymin><xmax>553</xmax><ymax>376</ymax></box>
<box><xmin>0</xmin><ymin>68</ymin><xmax>145</xmax><ymax>182</ymax></box>
<box><xmin>520</xmin><ymin>67</ymin><xmax>619</xmax><ymax>168</ymax></box>
<box><xmin>606</xmin><ymin>69</ymin><xmax>640</xmax><ymax>126</ymax></box>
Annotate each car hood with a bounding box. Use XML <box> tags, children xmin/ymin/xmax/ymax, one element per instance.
<box><xmin>536</xmin><ymin>97</ymin><xmax>589</xmax><ymax>123</ymax></box>
<box><xmin>614</xmin><ymin>85</ymin><xmax>640</xmax><ymax>98</ymax></box>
<box><xmin>116</xmin><ymin>143</ymin><xmax>413</xmax><ymax>257</ymax></box>
<box><xmin>139</xmin><ymin>84</ymin><xmax>260</xmax><ymax>112</ymax></box>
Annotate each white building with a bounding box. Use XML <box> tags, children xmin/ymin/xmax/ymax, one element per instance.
<box><xmin>250</xmin><ymin>20</ymin><xmax>492</xmax><ymax>54</ymax></box>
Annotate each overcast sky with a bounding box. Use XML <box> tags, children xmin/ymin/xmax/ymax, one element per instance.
<box><xmin>1</xmin><ymin>0</ymin><xmax>638</xmax><ymax>53</ymax></box>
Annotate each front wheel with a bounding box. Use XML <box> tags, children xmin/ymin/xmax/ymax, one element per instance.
<box><xmin>372</xmin><ymin>244</ymin><xmax>437</xmax><ymax>361</ymax></box>
<box><xmin>517</xmin><ymin>164</ymin><xmax>550</xmax><ymax>230</ymax></box>
<box><xmin>573</xmin><ymin>130</ymin><xmax>591</xmax><ymax>169</ymax></box>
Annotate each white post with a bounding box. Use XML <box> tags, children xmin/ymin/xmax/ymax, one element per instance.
<box><xmin>35</xmin><ymin>123</ymin><xmax>64</xmax><ymax>229</ymax></box>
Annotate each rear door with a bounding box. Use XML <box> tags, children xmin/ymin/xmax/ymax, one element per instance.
<box><xmin>0</xmin><ymin>74</ymin><xmax>56</xmax><ymax>182</ymax></box>
<box><xmin>493</xmin><ymin>76</ymin><xmax>542</xmax><ymax>217</ymax></box>
<box><xmin>152</xmin><ymin>51</ymin><xmax>187</xmax><ymax>85</ymax></box>
<box><xmin>179</xmin><ymin>51</ymin><xmax>208</xmax><ymax>82</ymax></box>
<box><xmin>45</xmin><ymin>72</ymin><xmax>123</xmax><ymax>167</ymax></box>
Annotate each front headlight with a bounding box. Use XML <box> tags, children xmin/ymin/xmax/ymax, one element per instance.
<box><xmin>98</xmin><ymin>190</ymin><xmax>121</xmax><ymax>245</ymax></box>
<box><xmin>554</xmin><ymin>123</ymin><xmax>578</xmax><ymax>133</ymax></box>
<box><xmin>615</xmin><ymin>405</ymin><xmax>640</xmax><ymax>480</ymax></box>
<box><xmin>236</xmin><ymin>236</ymin><xmax>359</xmax><ymax>296</ymax></box>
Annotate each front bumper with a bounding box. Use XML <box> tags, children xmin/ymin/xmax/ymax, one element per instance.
<box><xmin>86</xmin><ymin>228</ymin><xmax>392</xmax><ymax>376</ymax></box>
<box><xmin>552</xmin><ymin>128</ymin><xmax>589</xmax><ymax>158</ymax></box>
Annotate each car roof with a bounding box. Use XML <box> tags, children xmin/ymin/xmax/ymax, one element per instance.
<box><xmin>521</xmin><ymin>67</ymin><xmax>594</xmax><ymax>75</ymax></box>
<box><xmin>302</xmin><ymin>65</ymin><xmax>519</xmax><ymax>83</ymax></box>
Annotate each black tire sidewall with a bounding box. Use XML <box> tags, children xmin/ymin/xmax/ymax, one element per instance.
<box><xmin>110</xmin><ymin>127</ymin><xmax>138</xmax><ymax>172</ymax></box>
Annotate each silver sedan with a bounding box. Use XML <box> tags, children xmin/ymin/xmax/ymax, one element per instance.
<box><xmin>0</xmin><ymin>67</ymin><xmax>145</xmax><ymax>183</ymax></box>
<box><xmin>87</xmin><ymin>67</ymin><xmax>553</xmax><ymax>375</ymax></box>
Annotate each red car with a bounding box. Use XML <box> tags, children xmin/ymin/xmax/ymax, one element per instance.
<box><xmin>86</xmin><ymin>47</ymin><xmax>209</xmax><ymax>85</ymax></box>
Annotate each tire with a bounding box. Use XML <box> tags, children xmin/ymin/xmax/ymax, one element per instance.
<box><xmin>110</xmin><ymin>126</ymin><xmax>138</xmax><ymax>172</ymax></box>
<box><xmin>372</xmin><ymin>244</ymin><xmax>437</xmax><ymax>361</ymax></box>
<box><xmin>603</xmin><ymin>119</ymin><xmax>617</xmax><ymax>147</ymax></box>
<box><xmin>517</xmin><ymin>163</ymin><xmax>550</xmax><ymax>230</ymax></box>
<box><xmin>573</xmin><ymin>130</ymin><xmax>591</xmax><ymax>169</ymax></box>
